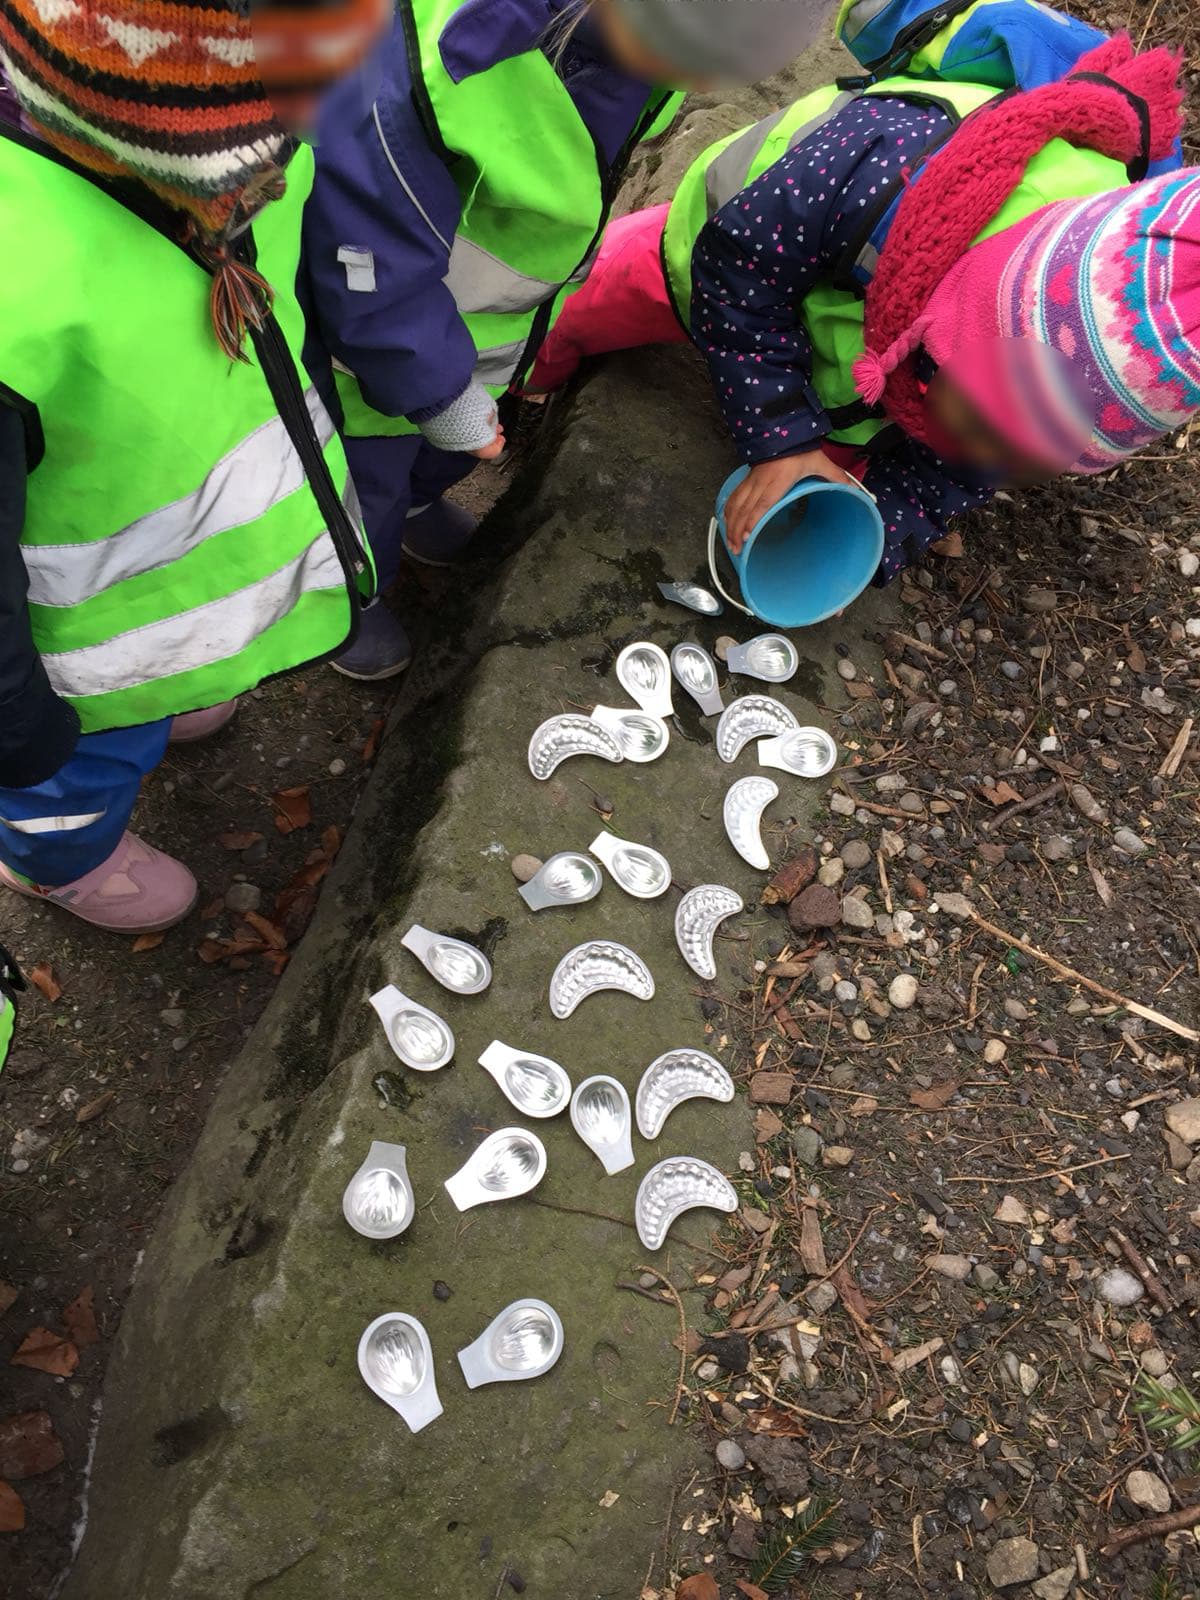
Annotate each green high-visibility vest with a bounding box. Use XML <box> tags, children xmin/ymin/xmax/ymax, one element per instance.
<box><xmin>336</xmin><ymin>0</ymin><xmax>684</xmax><ymax>438</ymax></box>
<box><xmin>0</xmin><ymin>131</ymin><xmax>372</xmax><ymax>734</ymax></box>
<box><xmin>0</xmin><ymin>946</ymin><xmax>22</xmax><ymax>1076</ymax></box>
<box><xmin>662</xmin><ymin>76</ymin><xmax>1128</xmax><ymax>448</ymax></box>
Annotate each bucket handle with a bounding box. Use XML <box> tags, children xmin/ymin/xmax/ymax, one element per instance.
<box><xmin>705</xmin><ymin>517</ymin><xmax>755</xmax><ymax>618</ymax></box>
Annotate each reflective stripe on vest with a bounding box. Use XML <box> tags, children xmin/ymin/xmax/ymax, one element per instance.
<box><xmin>25</xmin><ymin>390</ymin><xmax>334</xmax><ymax>610</ymax></box>
<box><xmin>0</xmin><ymin>995</ymin><xmax>13</xmax><ymax>1073</ymax></box>
<box><xmin>0</xmin><ymin>810</ymin><xmax>106</xmax><ymax>834</ymax></box>
<box><xmin>335</xmin><ymin>0</ymin><xmax>683</xmax><ymax>438</ymax></box>
<box><xmin>703</xmin><ymin>92</ymin><xmax>857</xmax><ymax>220</ymax></box>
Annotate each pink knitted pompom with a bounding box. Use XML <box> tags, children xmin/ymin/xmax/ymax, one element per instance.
<box><xmin>853</xmin><ymin>350</ymin><xmax>889</xmax><ymax>405</ymax></box>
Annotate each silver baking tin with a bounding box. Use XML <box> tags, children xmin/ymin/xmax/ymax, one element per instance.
<box><xmin>443</xmin><ymin>1127</ymin><xmax>547</xmax><ymax>1212</ymax></box>
<box><xmin>569</xmin><ymin>1075</ymin><xmax>635</xmax><ymax>1175</ymax></box>
<box><xmin>528</xmin><ymin>713</ymin><xmax>623</xmax><ymax>781</ymax></box>
<box><xmin>675</xmin><ymin>884</ymin><xmax>744</xmax><ymax>980</ymax></box>
<box><xmin>615</xmin><ymin>641</ymin><xmax>674</xmax><ymax>720</ymax></box>
<box><xmin>549</xmin><ymin>940</ymin><xmax>655</xmax><ymax>1019</ymax></box>
<box><xmin>657</xmin><ymin>580</ymin><xmax>723</xmax><ymax>616</ymax></box>
<box><xmin>715</xmin><ymin>695</ymin><xmax>799</xmax><ymax>763</ymax></box>
<box><xmin>725</xmin><ymin>633</ymin><xmax>800</xmax><ymax>683</ymax></box>
<box><xmin>456</xmin><ymin>1298</ymin><xmax>564</xmax><ymax>1389</ymax></box>
<box><xmin>635</xmin><ymin>1157</ymin><xmax>739</xmax><ymax>1252</ymax></box>
<box><xmin>357</xmin><ymin>1313</ymin><xmax>443</xmax><ymax>1433</ymax></box>
<box><xmin>723</xmin><ymin>775</ymin><xmax>779</xmax><ymax>871</ymax></box>
<box><xmin>479</xmin><ymin>1040</ymin><xmax>571</xmax><ymax>1119</ymax></box>
<box><xmin>636</xmin><ymin>1049</ymin><xmax>736</xmax><ymax>1141</ymax></box>
<box><xmin>757</xmin><ymin>725</ymin><xmax>838</xmax><ymax>778</ymax></box>
<box><xmin>342</xmin><ymin>1140</ymin><xmax>416</xmax><ymax>1240</ymax></box>
<box><xmin>670</xmin><ymin>642</ymin><xmax>725</xmax><ymax>718</ymax></box>
<box><xmin>589</xmin><ymin>829</ymin><xmax>672</xmax><ymax>900</ymax></box>
<box><xmin>590</xmin><ymin>704</ymin><xmax>670</xmax><ymax>763</ymax></box>
<box><xmin>518</xmin><ymin>852</ymin><xmax>603</xmax><ymax>912</ymax></box>
<box><xmin>369</xmin><ymin>984</ymin><xmax>455</xmax><ymax>1071</ymax></box>
<box><xmin>401</xmin><ymin>923</ymin><xmax>492</xmax><ymax>995</ymax></box>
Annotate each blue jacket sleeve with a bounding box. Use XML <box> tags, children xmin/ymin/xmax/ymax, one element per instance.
<box><xmin>865</xmin><ymin>439</ymin><xmax>995</xmax><ymax>584</ymax></box>
<box><xmin>0</xmin><ymin>403</ymin><xmax>81</xmax><ymax>790</ymax></box>
<box><xmin>301</xmin><ymin>43</ymin><xmax>478</xmax><ymax>421</ymax></box>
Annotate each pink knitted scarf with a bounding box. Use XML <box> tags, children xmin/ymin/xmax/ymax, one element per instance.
<box><xmin>852</xmin><ymin>35</ymin><xmax>1185</xmax><ymax>444</ymax></box>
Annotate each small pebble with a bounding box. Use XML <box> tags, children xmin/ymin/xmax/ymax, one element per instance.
<box><xmin>889</xmin><ymin>973</ymin><xmax>919</xmax><ymax>1010</ymax></box>
<box><xmin>1042</xmin><ymin>834</ymin><xmax>1073</xmax><ymax>862</ymax></box>
<box><xmin>840</xmin><ymin>839</ymin><xmax>871</xmax><ymax>870</ymax></box>
<box><xmin>841</xmin><ymin>896</ymin><xmax>874</xmax><ymax>931</ymax></box>
<box><xmin>1113</xmin><ymin>827</ymin><xmax>1147</xmax><ymax>855</ymax></box>
<box><xmin>1004</xmin><ymin>998</ymin><xmax>1029</xmax><ymax>1021</ymax></box>
<box><xmin>837</xmin><ymin>659</ymin><xmax>857</xmax><ymax>681</ymax></box>
<box><xmin>834</xmin><ymin>980</ymin><xmax>858</xmax><ymax>1004</ymax></box>
<box><xmin>1000</xmin><ymin>661</ymin><xmax>1022</xmax><ymax>680</ymax></box>
<box><xmin>1104</xmin><ymin>1076</ymin><xmax>1124</xmax><ymax>1099</ymax></box>
<box><xmin>850</xmin><ymin>1018</ymin><xmax>872</xmax><ymax>1042</ymax></box>
<box><xmin>817</xmin><ymin>858</ymin><xmax>845</xmax><ymax>887</ymax></box>
<box><xmin>696</xmin><ymin>1359</ymin><xmax>720</xmax><ymax>1382</ymax></box>
<box><xmin>716</xmin><ymin>1439</ymin><xmax>746</xmax><ymax>1472</ymax></box>
<box><xmin>822</xmin><ymin>1145</ymin><xmax>854</xmax><ymax>1167</ymax></box>
<box><xmin>224</xmin><ymin>882</ymin><xmax>262</xmax><ymax>916</ymax></box>
<box><xmin>1126</xmin><ymin>1469</ymin><xmax>1171</xmax><ymax>1513</ymax></box>
<box><xmin>432</xmin><ymin>1280</ymin><xmax>453</xmax><ymax>1301</ymax></box>
<box><xmin>1179</xmin><ymin>549</ymin><xmax>1200</xmax><ymax>578</ymax></box>
<box><xmin>899</xmin><ymin>792</ymin><xmax>924</xmax><ymax>814</ymax></box>
<box><xmin>1140</xmin><ymin>1348</ymin><xmax>1169</xmax><ymax>1377</ymax></box>
<box><xmin>1098</xmin><ymin>1268</ymin><xmax>1144</xmax><ymax>1306</ymax></box>
<box><xmin>929</xmin><ymin>1253</ymin><xmax>972</xmax><ymax>1281</ymax></box>
<box><xmin>830</xmin><ymin>792</ymin><xmax>856</xmax><ymax>816</ymax></box>
<box><xmin>936</xmin><ymin>892</ymin><xmax>973</xmax><ymax>920</ymax></box>
<box><xmin>1121</xmin><ymin>1110</ymin><xmax>1141</xmax><ymax>1133</ymax></box>
<box><xmin>1185</xmin><ymin>616</ymin><xmax>1200</xmax><ymax>639</ymax></box>
<box><xmin>328</xmin><ymin>757</ymin><xmax>347</xmax><ymax>777</ymax></box>
<box><xmin>510</xmin><ymin>854</ymin><xmax>543</xmax><ymax>884</ymax></box>
<box><xmin>11</xmin><ymin>1159</ymin><xmax>29</xmax><ymax>1174</ymax></box>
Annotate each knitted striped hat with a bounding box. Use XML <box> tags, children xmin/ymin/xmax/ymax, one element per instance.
<box><xmin>0</xmin><ymin>0</ymin><xmax>381</xmax><ymax>355</ymax></box>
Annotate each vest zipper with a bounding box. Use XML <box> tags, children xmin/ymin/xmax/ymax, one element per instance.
<box><xmin>509</xmin><ymin>90</ymin><xmax>675</xmax><ymax>389</ymax></box>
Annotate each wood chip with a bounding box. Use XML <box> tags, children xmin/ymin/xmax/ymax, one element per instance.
<box><xmin>799</xmin><ymin>1208</ymin><xmax>828</xmax><ymax>1276</ymax></box>
<box><xmin>75</xmin><ymin>1091</ymin><xmax>114</xmax><ymax>1124</ymax></box>
<box><xmin>890</xmin><ymin>1336</ymin><xmax>945</xmax><ymax>1373</ymax></box>
<box><xmin>748</xmin><ymin>1071</ymin><xmax>793</xmax><ymax>1106</ymax></box>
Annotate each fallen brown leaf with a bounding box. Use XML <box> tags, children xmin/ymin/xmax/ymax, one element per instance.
<box><xmin>0</xmin><ymin>1411</ymin><xmax>64</xmax><ymax>1478</ymax></box>
<box><xmin>362</xmin><ymin>717</ymin><xmax>384</xmax><ymax>765</ymax></box>
<box><xmin>672</xmin><ymin>1328</ymin><xmax>703</xmax><ymax>1355</ymax></box>
<box><xmin>744</xmin><ymin>1405</ymin><xmax>806</xmax><ymax>1438</ymax></box>
<box><xmin>199</xmin><ymin>896</ymin><xmax>225</xmax><ymax>920</ymax></box>
<box><xmin>1128</xmin><ymin>639</ymin><xmax>1147</xmax><ymax>674</ymax></box>
<box><xmin>675</xmin><ymin>1575</ymin><xmax>720</xmax><ymax>1600</ymax></box>
<box><xmin>243</xmin><ymin>911</ymin><xmax>287</xmax><ymax>951</ymax></box>
<box><xmin>261</xmin><ymin>950</ymin><xmax>290</xmax><ymax>977</ymax></box>
<box><xmin>765</xmin><ymin>958</ymin><xmax>809</xmax><ymax>978</ymax></box>
<box><xmin>0</xmin><ymin>1283</ymin><xmax>17</xmax><ymax>1316</ymax></box>
<box><xmin>11</xmin><ymin>1327</ymin><xmax>78</xmax><ymax>1378</ymax></box>
<box><xmin>217</xmin><ymin>830</ymin><xmax>263</xmax><ymax>852</ymax></box>
<box><xmin>980</xmin><ymin>780</ymin><xmax>1022</xmax><ymax>807</ymax></box>
<box><xmin>1089</xmin><ymin>862</ymin><xmax>1114</xmax><ymax>908</ymax></box>
<box><xmin>909</xmin><ymin>1080</ymin><xmax>959</xmax><ymax>1111</ymax></box>
<box><xmin>29</xmin><ymin>963</ymin><xmax>61</xmax><ymax>1003</ymax></box>
<box><xmin>320</xmin><ymin>824</ymin><xmax>343</xmax><ymax>860</ymax></box>
<box><xmin>75</xmin><ymin>1091</ymin><xmax>114</xmax><ymax>1124</ymax></box>
<box><xmin>196</xmin><ymin>939</ymin><xmax>227</xmax><ymax>965</ymax></box>
<box><xmin>271</xmin><ymin>785</ymin><xmax>311</xmax><ymax>834</ymax></box>
<box><xmin>131</xmin><ymin>932</ymin><xmax>163</xmax><ymax>953</ymax></box>
<box><xmin>831</xmin><ymin>1265</ymin><xmax>875</xmax><ymax>1327</ymax></box>
<box><xmin>754</xmin><ymin>1107</ymin><xmax>783</xmax><ymax>1143</ymax></box>
<box><xmin>63</xmin><ymin>1288</ymin><xmax>99</xmax><ymax>1349</ymax></box>
<box><xmin>0</xmin><ymin>1481</ymin><xmax>25</xmax><ymax>1532</ymax></box>
<box><xmin>930</xmin><ymin>530</ymin><xmax>964</xmax><ymax>558</ymax></box>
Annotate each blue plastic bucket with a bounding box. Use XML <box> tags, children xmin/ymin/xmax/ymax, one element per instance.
<box><xmin>708</xmin><ymin>467</ymin><xmax>885</xmax><ymax>628</ymax></box>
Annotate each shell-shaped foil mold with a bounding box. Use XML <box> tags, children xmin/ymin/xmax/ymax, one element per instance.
<box><xmin>401</xmin><ymin>924</ymin><xmax>492</xmax><ymax>995</ymax></box>
<box><xmin>549</xmin><ymin>940</ymin><xmax>655</xmax><ymax>1019</ymax></box>
<box><xmin>590</xmin><ymin>704</ymin><xmax>670</xmax><ymax>763</ymax></box>
<box><xmin>636</xmin><ymin>1049</ymin><xmax>736</xmax><ymax>1141</ymax></box>
<box><xmin>570</xmin><ymin>1075</ymin><xmax>634</xmax><ymax>1175</ymax></box>
<box><xmin>615</xmin><ymin>642</ymin><xmax>674</xmax><ymax>720</ymax></box>
<box><xmin>443</xmin><ymin>1127</ymin><xmax>547</xmax><ymax>1212</ymax></box>
<box><xmin>725</xmin><ymin>633</ymin><xmax>799</xmax><ymax>684</ymax></box>
<box><xmin>671</xmin><ymin>642</ymin><xmax>725</xmax><ymax>718</ymax></box>
<box><xmin>589</xmin><ymin>830</ymin><xmax>671</xmax><ymax>900</ymax></box>
<box><xmin>457</xmin><ymin>1298</ymin><xmax>564</xmax><ymax>1389</ymax></box>
<box><xmin>635</xmin><ymin>1157</ymin><xmax>738</xmax><ymax>1252</ymax></box>
<box><xmin>675</xmin><ymin>884</ymin><xmax>744</xmax><ymax>980</ymax></box>
<box><xmin>715</xmin><ymin>695</ymin><xmax>799</xmax><ymax>763</ymax></box>
<box><xmin>757</xmin><ymin>725</ymin><xmax>838</xmax><ymax>779</ymax></box>
<box><xmin>342</xmin><ymin>1140</ymin><xmax>415</xmax><ymax>1239</ymax></box>
<box><xmin>723</xmin><ymin>775</ymin><xmax>779</xmax><ymax>871</ymax></box>
<box><xmin>357</xmin><ymin>1313</ymin><xmax>443</xmax><ymax>1433</ymax></box>
<box><xmin>657</xmin><ymin>580</ymin><xmax>723</xmax><ymax>616</ymax></box>
<box><xmin>518</xmin><ymin>852</ymin><xmax>603</xmax><ymax>913</ymax></box>
<box><xmin>479</xmin><ymin>1040</ymin><xmax>571</xmax><ymax>1119</ymax></box>
<box><xmin>369</xmin><ymin>985</ymin><xmax>455</xmax><ymax>1071</ymax></box>
<box><xmin>528</xmin><ymin>714</ymin><xmax>623</xmax><ymax>781</ymax></box>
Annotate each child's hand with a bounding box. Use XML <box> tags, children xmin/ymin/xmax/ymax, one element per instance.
<box><xmin>724</xmin><ymin>449</ymin><xmax>857</xmax><ymax>554</ymax></box>
<box><xmin>469</xmin><ymin>424</ymin><xmax>506</xmax><ymax>461</ymax></box>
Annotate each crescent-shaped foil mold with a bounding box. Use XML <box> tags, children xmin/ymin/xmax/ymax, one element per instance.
<box><xmin>368</xmin><ymin>985</ymin><xmax>455</xmax><ymax>1071</ymax></box>
<box><xmin>456</xmin><ymin>1298</ymin><xmax>564</xmax><ymax>1389</ymax></box>
<box><xmin>675</xmin><ymin>884</ymin><xmax>744</xmax><ymax>980</ymax></box>
<box><xmin>724</xmin><ymin>633</ymin><xmax>799</xmax><ymax>683</ymax></box>
<box><xmin>723</xmin><ymin>775</ymin><xmax>779</xmax><ymax>870</ymax></box>
<box><xmin>615</xmin><ymin>642</ymin><xmax>674</xmax><ymax>720</ymax></box>
<box><xmin>443</xmin><ymin>1127</ymin><xmax>547</xmax><ymax>1211</ymax></box>
<box><xmin>548</xmin><ymin>940</ymin><xmax>655</xmax><ymax>1019</ymax></box>
<box><xmin>590</xmin><ymin>704</ymin><xmax>670</xmax><ymax>763</ymax></box>
<box><xmin>635</xmin><ymin>1049</ymin><xmax>736</xmax><ymax>1140</ymax></box>
<box><xmin>357</xmin><ymin>1313</ymin><xmax>443</xmax><ymax>1433</ymax></box>
<box><xmin>657</xmin><ymin>580</ymin><xmax>723</xmax><ymax>616</ymax></box>
<box><xmin>715</xmin><ymin>695</ymin><xmax>799</xmax><ymax>763</ymax></box>
<box><xmin>478</xmin><ymin>1040</ymin><xmax>571</xmax><ymax>1119</ymax></box>
<box><xmin>588</xmin><ymin>830</ymin><xmax>672</xmax><ymax>899</ymax></box>
<box><xmin>527</xmin><ymin>714</ymin><xmax>623</xmax><ymax>781</ymax></box>
<box><xmin>670</xmin><ymin>642</ymin><xmax>725</xmax><ymax>717</ymax></box>
<box><xmin>635</xmin><ymin>1157</ymin><xmax>738</xmax><ymax>1252</ymax></box>
<box><xmin>400</xmin><ymin>924</ymin><xmax>492</xmax><ymax>995</ymax></box>
<box><xmin>341</xmin><ymin>1140</ymin><xmax>416</xmax><ymax>1239</ymax></box>
<box><xmin>518</xmin><ymin>852</ymin><xmax>603</xmax><ymax>912</ymax></box>
<box><xmin>569</xmin><ymin>1074</ymin><xmax>635</xmax><ymax>1175</ymax></box>
<box><xmin>756</xmin><ymin>725</ymin><xmax>838</xmax><ymax>778</ymax></box>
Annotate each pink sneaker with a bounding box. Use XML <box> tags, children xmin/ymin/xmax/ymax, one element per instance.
<box><xmin>0</xmin><ymin>832</ymin><xmax>198</xmax><ymax>933</ymax></box>
<box><xmin>169</xmin><ymin>700</ymin><xmax>238</xmax><ymax>743</ymax></box>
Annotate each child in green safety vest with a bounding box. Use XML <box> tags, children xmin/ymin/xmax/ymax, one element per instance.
<box><xmin>530</xmin><ymin>3</ymin><xmax>1198</xmax><ymax>589</ymax></box>
<box><xmin>300</xmin><ymin>0</ymin><xmax>837</xmax><ymax>681</ymax></box>
<box><xmin>0</xmin><ymin>944</ymin><xmax>21</xmax><ymax>1076</ymax></box>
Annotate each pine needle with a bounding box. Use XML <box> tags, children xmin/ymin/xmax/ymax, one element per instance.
<box><xmin>1135</xmin><ymin>1374</ymin><xmax>1200</xmax><ymax>1456</ymax></box>
<box><xmin>750</xmin><ymin>1498</ymin><xmax>840</xmax><ymax>1594</ymax></box>
<box><xmin>1150</xmin><ymin>1566</ymin><xmax>1181</xmax><ymax>1600</ymax></box>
